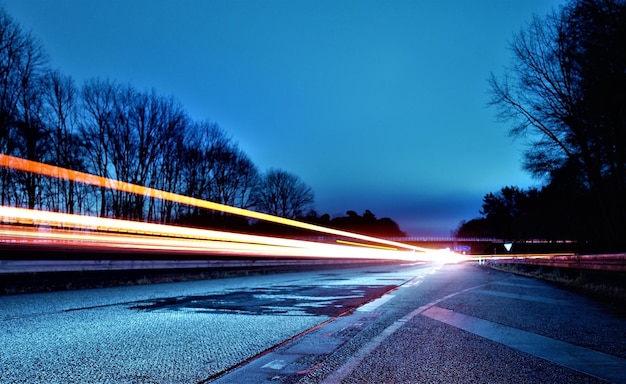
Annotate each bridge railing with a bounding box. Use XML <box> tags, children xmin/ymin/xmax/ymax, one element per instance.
<box><xmin>294</xmin><ymin>236</ymin><xmax>505</xmax><ymax>243</ymax></box>
<box><xmin>382</xmin><ymin>236</ymin><xmax>502</xmax><ymax>243</ymax></box>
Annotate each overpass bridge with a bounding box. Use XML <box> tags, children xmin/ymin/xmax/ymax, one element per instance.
<box><xmin>381</xmin><ymin>237</ymin><xmax>579</xmax><ymax>255</ymax></box>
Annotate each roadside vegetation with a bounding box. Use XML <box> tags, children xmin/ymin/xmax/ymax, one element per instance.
<box><xmin>488</xmin><ymin>263</ymin><xmax>626</xmax><ymax>308</ymax></box>
<box><xmin>456</xmin><ymin>0</ymin><xmax>626</xmax><ymax>253</ymax></box>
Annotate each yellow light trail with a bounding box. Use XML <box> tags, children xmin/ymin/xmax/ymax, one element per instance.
<box><xmin>0</xmin><ymin>154</ymin><xmax>432</xmax><ymax>252</ymax></box>
<box><xmin>0</xmin><ymin>208</ymin><xmax>422</xmax><ymax>261</ymax></box>
<box><xmin>336</xmin><ymin>239</ymin><xmax>398</xmax><ymax>251</ymax></box>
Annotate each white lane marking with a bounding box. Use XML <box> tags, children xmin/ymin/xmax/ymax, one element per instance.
<box><xmin>321</xmin><ymin>281</ymin><xmax>490</xmax><ymax>384</ymax></box>
<box><xmin>358</xmin><ymin>269</ymin><xmax>432</xmax><ymax>312</ymax></box>
<box><xmin>357</xmin><ymin>295</ymin><xmax>395</xmax><ymax>312</ymax></box>
<box><xmin>423</xmin><ymin>306</ymin><xmax>626</xmax><ymax>384</ymax></box>
<box><xmin>261</xmin><ymin>359</ymin><xmax>287</xmax><ymax>370</ymax></box>
<box><xmin>400</xmin><ymin>268</ymin><xmax>435</xmax><ymax>288</ymax></box>
<box><xmin>401</xmin><ymin>278</ymin><xmax>423</xmax><ymax>287</ymax></box>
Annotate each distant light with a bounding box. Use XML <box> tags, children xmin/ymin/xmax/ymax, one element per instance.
<box><xmin>423</xmin><ymin>248</ymin><xmax>466</xmax><ymax>264</ymax></box>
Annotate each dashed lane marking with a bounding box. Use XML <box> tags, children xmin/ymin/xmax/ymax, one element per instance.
<box><xmin>261</xmin><ymin>359</ymin><xmax>288</xmax><ymax>370</ymax></box>
<box><xmin>356</xmin><ymin>295</ymin><xmax>395</xmax><ymax>312</ymax></box>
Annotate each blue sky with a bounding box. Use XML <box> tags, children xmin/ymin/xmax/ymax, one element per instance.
<box><xmin>4</xmin><ymin>0</ymin><xmax>563</xmax><ymax>236</ymax></box>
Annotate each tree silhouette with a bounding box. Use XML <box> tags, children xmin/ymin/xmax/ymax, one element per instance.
<box><xmin>252</xmin><ymin>168</ymin><xmax>314</xmax><ymax>219</ymax></box>
<box><xmin>0</xmin><ymin>7</ymin><xmax>48</xmax><ymax>208</ymax></box>
<box><xmin>315</xmin><ymin>210</ymin><xmax>405</xmax><ymax>237</ymax></box>
<box><xmin>488</xmin><ymin>0</ymin><xmax>626</xmax><ymax>249</ymax></box>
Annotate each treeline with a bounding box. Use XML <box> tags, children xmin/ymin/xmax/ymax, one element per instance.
<box><xmin>306</xmin><ymin>210</ymin><xmax>405</xmax><ymax>237</ymax></box>
<box><xmin>0</xmin><ymin>5</ymin><xmax>290</xmax><ymax>223</ymax></box>
<box><xmin>455</xmin><ymin>185</ymin><xmax>588</xmax><ymax>241</ymax></box>
<box><xmin>252</xmin><ymin>209</ymin><xmax>406</xmax><ymax>238</ymax></box>
<box><xmin>0</xmin><ymin>7</ymin><xmax>405</xmax><ymax>237</ymax></box>
<box><xmin>456</xmin><ymin>0</ymin><xmax>626</xmax><ymax>252</ymax></box>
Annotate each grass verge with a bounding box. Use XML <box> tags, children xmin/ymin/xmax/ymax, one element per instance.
<box><xmin>488</xmin><ymin>262</ymin><xmax>626</xmax><ymax>309</ymax></box>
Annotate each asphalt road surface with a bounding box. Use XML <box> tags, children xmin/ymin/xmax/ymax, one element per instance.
<box><xmin>1</xmin><ymin>262</ymin><xmax>626</xmax><ymax>383</ymax></box>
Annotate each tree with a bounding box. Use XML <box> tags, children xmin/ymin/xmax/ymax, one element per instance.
<box><xmin>142</xmin><ymin>94</ymin><xmax>187</xmax><ymax>224</ymax></box>
<box><xmin>178</xmin><ymin>121</ymin><xmax>259</xmax><ymax>227</ymax></box>
<box><xmin>479</xmin><ymin>186</ymin><xmax>545</xmax><ymax>239</ymax></box>
<box><xmin>489</xmin><ymin>0</ymin><xmax>626</xmax><ymax>249</ymax></box>
<box><xmin>0</xmin><ymin>7</ymin><xmax>49</xmax><ymax>208</ymax></box>
<box><xmin>42</xmin><ymin>70</ymin><xmax>86</xmax><ymax>214</ymax></box>
<box><xmin>179</xmin><ymin>120</ymin><xmax>220</xmax><ymax>217</ymax></box>
<box><xmin>456</xmin><ymin>183</ymin><xmax>590</xmax><ymax>241</ymax></box>
<box><xmin>112</xmin><ymin>87</ymin><xmax>187</xmax><ymax>220</ymax></box>
<box><xmin>253</xmin><ymin>168</ymin><xmax>314</xmax><ymax>219</ymax></box>
<box><xmin>80</xmin><ymin>78</ymin><xmax>119</xmax><ymax>217</ymax></box>
<box><xmin>305</xmin><ymin>209</ymin><xmax>406</xmax><ymax>237</ymax></box>
<box><xmin>207</xmin><ymin>139</ymin><xmax>258</xmax><ymax>209</ymax></box>
<box><xmin>12</xmin><ymin>61</ymin><xmax>48</xmax><ymax>209</ymax></box>
<box><xmin>0</xmin><ymin>8</ymin><xmax>28</xmax><ymax>205</ymax></box>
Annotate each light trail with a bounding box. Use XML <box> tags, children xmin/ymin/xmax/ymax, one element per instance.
<box><xmin>0</xmin><ymin>154</ymin><xmax>434</xmax><ymax>252</ymax></box>
<box><xmin>336</xmin><ymin>239</ymin><xmax>398</xmax><ymax>251</ymax></box>
<box><xmin>0</xmin><ymin>209</ymin><xmax>423</xmax><ymax>261</ymax></box>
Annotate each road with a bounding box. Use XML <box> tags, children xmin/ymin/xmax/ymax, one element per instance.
<box><xmin>1</xmin><ymin>262</ymin><xmax>626</xmax><ymax>383</ymax></box>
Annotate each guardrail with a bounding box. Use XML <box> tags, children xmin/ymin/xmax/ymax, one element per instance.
<box><xmin>0</xmin><ymin>258</ymin><xmax>393</xmax><ymax>274</ymax></box>
<box><xmin>483</xmin><ymin>254</ymin><xmax>626</xmax><ymax>273</ymax></box>
<box><xmin>0</xmin><ymin>258</ymin><xmax>399</xmax><ymax>294</ymax></box>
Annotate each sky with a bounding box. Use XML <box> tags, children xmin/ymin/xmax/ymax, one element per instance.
<box><xmin>4</xmin><ymin>0</ymin><xmax>564</xmax><ymax>236</ymax></box>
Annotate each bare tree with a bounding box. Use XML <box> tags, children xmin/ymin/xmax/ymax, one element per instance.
<box><xmin>42</xmin><ymin>70</ymin><xmax>86</xmax><ymax>214</ymax></box>
<box><xmin>0</xmin><ymin>7</ymin><xmax>48</xmax><ymax>208</ymax></box>
<box><xmin>210</xmin><ymin>143</ymin><xmax>259</xmax><ymax>208</ymax></box>
<box><xmin>179</xmin><ymin>121</ymin><xmax>259</xmax><ymax>226</ymax></box>
<box><xmin>0</xmin><ymin>8</ymin><xmax>26</xmax><ymax>206</ymax></box>
<box><xmin>231</xmin><ymin>149</ymin><xmax>259</xmax><ymax>210</ymax></box>
<box><xmin>0</xmin><ymin>8</ymin><xmax>24</xmax><ymax>156</ymax></box>
<box><xmin>81</xmin><ymin>82</ymin><xmax>189</xmax><ymax>220</ymax></box>
<box><xmin>127</xmin><ymin>89</ymin><xmax>187</xmax><ymax>221</ymax></box>
<box><xmin>180</xmin><ymin>121</ymin><xmax>225</xmax><ymax>212</ymax></box>
<box><xmin>150</xmin><ymin>128</ymin><xmax>186</xmax><ymax>223</ymax></box>
<box><xmin>489</xmin><ymin>0</ymin><xmax>626</xmax><ymax>247</ymax></box>
<box><xmin>80</xmin><ymin>78</ymin><xmax>119</xmax><ymax>217</ymax></box>
<box><xmin>12</xmin><ymin>67</ymin><xmax>48</xmax><ymax>209</ymax></box>
<box><xmin>253</xmin><ymin>168</ymin><xmax>314</xmax><ymax>219</ymax></box>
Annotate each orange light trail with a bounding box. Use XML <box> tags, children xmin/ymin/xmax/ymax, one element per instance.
<box><xmin>336</xmin><ymin>239</ymin><xmax>398</xmax><ymax>251</ymax></box>
<box><xmin>0</xmin><ymin>154</ymin><xmax>432</xmax><ymax>252</ymax></box>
